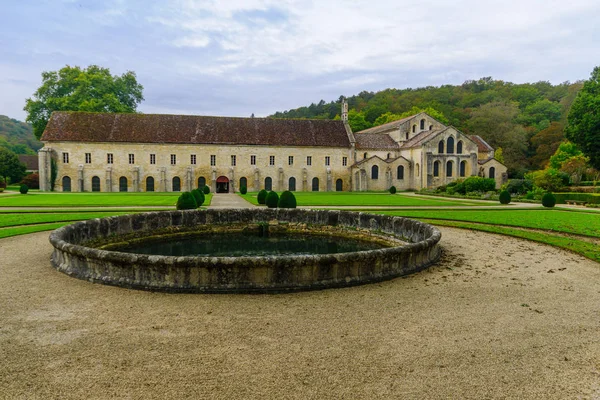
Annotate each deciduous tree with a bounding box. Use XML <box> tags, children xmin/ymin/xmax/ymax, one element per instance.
<box><xmin>0</xmin><ymin>148</ymin><xmax>26</xmax><ymax>184</ymax></box>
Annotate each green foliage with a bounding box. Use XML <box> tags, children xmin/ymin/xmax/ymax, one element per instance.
<box><xmin>176</xmin><ymin>192</ymin><xmax>198</xmax><ymax>210</ymax></box>
<box><xmin>19</xmin><ymin>184</ymin><xmax>29</xmax><ymax>194</ymax></box>
<box><xmin>257</xmin><ymin>189</ymin><xmax>268</xmax><ymax>205</ymax></box>
<box><xmin>0</xmin><ymin>148</ymin><xmax>26</xmax><ymax>185</ymax></box>
<box><xmin>202</xmin><ymin>185</ymin><xmax>210</xmax><ymax>194</ymax></box>
<box><xmin>277</xmin><ymin>191</ymin><xmax>297</xmax><ymax>208</ymax></box>
<box><xmin>347</xmin><ymin>109</ymin><xmax>371</xmax><ymax>132</ymax></box>
<box><xmin>0</xmin><ymin>177</ymin><xmax>6</xmax><ymax>189</ymax></box>
<box><xmin>240</xmin><ymin>186</ymin><xmax>247</xmax><ymax>195</ymax></box>
<box><xmin>499</xmin><ymin>190</ymin><xmax>511</xmax><ymax>204</ymax></box>
<box><xmin>526</xmin><ymin>169</ymin><xmax>568</xmax><ymax>192</ymax></box>
<box><xmin>190</xmin><ymin>189</ymin><xmax>205</xmax><ymax>207</ymax></box>
<box><xmin>505</xmin><ymin>179</ymin><xmax>533</xmax><ymax>195</ymax></box>
<box><xmin>549</xmin><ymin>141</ymin><xmax>583</xmax><ymax>169</ymax></box>
<box><xmin>494</xmin><ymin>147</ymin><xmax>505</xmax><ymax>164</ymax></box>
<box><xmin>389</xmin><ymin>186</ymin><xmax>397</xmax><ymax>194</ymax></box>
<box><xmin>542</xmin><ymin>192</ymin><xmax>556</xmax><ymax>208</ymax></box>
<box><xmin>24</xmin><ymin>65</ymin><xmax>144</xmax><ymax>139</ymax></box>
<box><xmin>0</xmin><ymin>115</ymin><xmax>41</xmax><ymax>155</ymax></box>
<box><xmin>20</xmin><ymin>173</ymin><xmax>39</xmax><ymax>189</ymax></box>
<box><xmin>265</xmin><ymin>191</ymin><xmax>279</xmax><ymax>208</ymax></box>
<box><xmin>566</xmin><ymin>66</ymin><xmax>600</xmax><ymax>169</ymax></box>
<box><xmin>462</xmin><ymin>176</ymin><xmax>496</xmax><ymax>193</ymax></box>
<box><xmin>553</xmin><ymin>193</ymin><xmax>600</xmax><ymax>205</ymax></box>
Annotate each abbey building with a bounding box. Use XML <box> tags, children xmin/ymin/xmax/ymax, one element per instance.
<box><xmin>38</xmin><ymin>102</ymin><xmax>507</xmax><ymax>193</ymax></box>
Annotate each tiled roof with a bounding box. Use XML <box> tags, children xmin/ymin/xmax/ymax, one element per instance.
<box><xmin>41</xmin><ymin>112</ymin><xmax>351</xmax><ymax>148</ymax></box>
<box><xmin>356</xmin><ymin>114</ymin><xmax>417</xmax><ymax>134</ymax></box>
<box><xmin>18</xmin><ymin>155</ymin><xmax>39</xmax><ymax>170</ymax></box>
<box><xmin>352</xmin><ymin>154</ymin><xmax>410</xmax><ymax>167</ymax></box>
<box><xmin>354</xmin><ymin>133</ymin><xmax>399</xmax><ymax>149</ymax></box>
<box><xmin>400</xmin><ymin>129</ymin><xmax>443</xmax><ymax>149</ymax></box>
<box><xmin>470</xmin><ymin>135</ymin><xmax>494</xmax><ymax>152</ymax></box>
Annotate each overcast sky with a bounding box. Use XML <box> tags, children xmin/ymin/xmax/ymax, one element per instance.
<box><xmin>1</xmin><ymin>0</ymin><xmax>599</xmax><ymax>121</ymax></box>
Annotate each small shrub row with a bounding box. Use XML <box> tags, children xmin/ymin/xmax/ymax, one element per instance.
<box><xmin>257</xmin><ymin>190</ymin><xmax>297</xmax><ymax>208</ymax></box>
<box><xmin>176</xmin><ymin>188</ymin><xmax>207</xmax><ymax>210</ymax></box>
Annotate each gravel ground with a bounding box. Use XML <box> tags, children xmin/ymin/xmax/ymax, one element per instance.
<box><xmin>1</xmin><ymin>228</ymin><xmax>599</xmax><ymax>399</ymax></box>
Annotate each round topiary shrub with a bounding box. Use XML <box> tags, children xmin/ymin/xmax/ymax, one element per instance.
<box><xmin>191</xmin><ymin>189</ymin><xmax>205</xmax><ymax>207</ymax></box>
<box><xmin>499</xmin><ymin>190</ymin><xmax>511</xmax><ymax>204</ymax></box>
<box><xmin>240</xmin><ymin>186</ymin><xmax>247</xmax><ymax>195</ymax></box>
<box><xmin>20</xmin><ymin>184</ymin><xmax>29</xmax><ymax>194</ymax></box>
<box><xmin>277</xmin><ymin>191</ymin><xmax>297</xmax><ymax>208</ymax></box>
<box><xmin>257</xmin><ymin>189</ymin><xmax>268</xmax><ymax>205</ymax></box>
<box><xmin>542</xmin><ymin>192</ymin><xmax>556</xmax><ymax>208</ymax></box>
<box><xmin>202</xmin><ymin>185</ymin><xmax>210</xmax><ymax>194</ymax></box>
<box><xmin>265</xmin><ymin>191</ymin><xmax>279</xmax><ymax>208</ymax></box>
<box><xmin>176</xmin><ymin>192</ymin><xmax>198</xmax><ymax>210</ymax></box>
<box><xmin>389</xmin><ymin>186</ymin><xmax>397</xmax><ymax>194</ymax></box>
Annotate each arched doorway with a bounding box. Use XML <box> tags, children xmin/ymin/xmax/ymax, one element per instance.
<box><xmin>146</xmin><ymin>176</ymin><xmax>155</xmax><ymax>192</ymax></box>
<box><xmin>288</xmin><ymin>177</ymin><xmax>296</xmax><ymax>191</ymax></box>
<box><xmin>62</xmin><ymin>176</ymin><xmax>71</xmax><ymax>192</ymax></box>
<box><xmin>91</xmin><ymin>176</ymin><xmax>100</xmax><ymax>192</ymax></box>
<box><xmin>198</xmin><ymin>176</ymin><xmax>206</xmax><ymax>189</ymax></box>
<box><xmin>216</xmin><ymin>176</ymin><xmax>229</xmax><ymax>193</ymax></box>
<box><xmin>335</xmin><ymin>179</ymin><xmax>343</xmax><ymax>191</ymax></box>
<box><xmin>119</xmin><ymin>176</ymin><xmax>128</xmax><ymax>192</ymax></box>
<box><xmin>489</xmin><ymin>167</ymin><xmax>496</xmax><ymax>179</ymax></box>
<box><xmin>239</xmin><ymin>177</ymin><xmax>247</xmax><ymax>191</ymax></box>
<box><xmin>172</xmin><ymin>177</ymin><xmax>181</xmax><ymax>192</ymax></box>
<box><xmin>264</xmin><ymin>177</ymin><xmax>272</xmax><ymax>191</ymax></box>
<box><xmin>312</xmin><ymin>177</ymin><xmax>319</xmax><ymax>191</ymax></box>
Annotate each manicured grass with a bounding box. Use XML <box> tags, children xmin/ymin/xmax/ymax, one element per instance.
<box><xmin>240</xmin><ymin>192</ymin><xmax>487</xmax><ymax>207</ymax></box>
<box><xmin>376</xmin><ymin>209</ymin><xmax>600</xmax><ymax>238</ymax></box>
<box><xmin>0</xmin><ymin>192</ymin><xmax>212</xmax><ymax>207</ymax></box>
<box><xmin>0</xmin><ymin>222</ymin><xmax>69</xmax><ymax>239</ymax></box>
<box><xmin>0</xmin><ymin>212</ymin><xmax>136</xmax><ymax>228</ymax></box>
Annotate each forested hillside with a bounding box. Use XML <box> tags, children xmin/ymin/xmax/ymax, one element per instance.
<box><xmin>271</xmin><ymin>78</ymin><xmax>583</xmax><ymax>176</ymax></box>
<box><xmin>0</xmin><ymin>115</ymin><xmax>42</xmax><ymax>155</ymax></box>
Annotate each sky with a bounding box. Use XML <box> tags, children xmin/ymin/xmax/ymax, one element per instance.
<box><xmin>1</xmin><ymin>0</ymin><xmax>599</xmax><ymax>121</ymax></box>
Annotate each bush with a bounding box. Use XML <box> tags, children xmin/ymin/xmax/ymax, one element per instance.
<box><xmin>505</xmin><ymin>179</ymin><xmax>533</xmax><ymax>195</ymax></box>
<box><xmin>19</xmin><ymin>184</ymin><xmax>29</xmax><ymax>194</ymax></box>
<box><xmin>265</xmin><ymin>191</ymin><xmax>279</xmax><ymax>208</ymax></box>
<box><xmin>0</xmin><ymin>177</ymin><xmax>6</xmax><ymax>189</ymax></box>
<box><xmin>526</xmin><ymin>169</ymin><xmax>567</xmax><ymax>192</ymax></box>
<box><xmin>202</xmin><ymin>185</ymin><xmax>210</xmax><ymax>194</ymax></box>
<box><xmin>240</xmin><ymin>186</ymin><xmax>247</xmax><ymax>195</ymax></box>
<box><xmin>190</xmin><ymin>189</ymin><xmax>205</xmax><ymax>207</ymax></box>
<box><xmin>257</xmin><ymin>189</ymin><xmax>268</xmax><ymax>205</ymax></box>
<box><xmin>542</xmin><ymin>192</ymin><xmax>556</xmax><ymax>208</ymax></box>
<box><xmin>499</xmin><ymin>190</ymin><xmax>511</xmax><ymax>204</ymax></box>
<box><xmin>463</xmin><ymin>176</ymin><xmax>496</xmax><ymax>193</ymax></box>
<box><xmin>389</xmin><ymin>186</ymin><xmax>397</xmax><ymax>194</ymax></box>
<box><xmin>176</xmin><ymin>192</ymin><xmax>198</xmax><ymax>210</ymax></box>
<box><xmin>553</xmin><ymin>192</ymin><xmax>600</xmax><ymax>204</ymax></box>
<box><xmin>278</xmin><ymin>191</ymin><xmax>297</xmax><ymax>208</ymax></box>
<box><xmin>20</xmin><ymin>173</ymin><xmax>40</xmax><ymax>189</ymax></box>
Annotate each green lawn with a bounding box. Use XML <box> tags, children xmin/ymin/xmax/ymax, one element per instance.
<box><xmin>0</xmin><ymin>212</ymin><xmax>137</xmax><ymax>228</ymax></box>
<box><xmin>0</xmin><ymin>222</ymin><xmax>69</xmax><ymax>239</ymax></box>
<box><xmin>0</xmin><ymin>192</ymin><xmax>212</xmax><ymax>207</ymax></box>
<box><xmin>240</xmin><ymin>191</ymin><xmax>488</xmax><ymax>207</ymax></box>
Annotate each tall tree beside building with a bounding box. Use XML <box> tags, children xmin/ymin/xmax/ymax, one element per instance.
<box><xmin>0</xmin><ymin>148</ymin><xmax>26</xmax><ymax>184</ymax></box>
<box><xmin>24</xmin><ymin>65</ymin><xmax>144</xmax><ymax>140</ymax></box>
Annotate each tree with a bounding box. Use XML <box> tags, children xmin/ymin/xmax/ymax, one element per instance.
<box><xmin>347</xmin><ymin>110</ymin><xmax>371</xmax><ymax>132</ymax></box>
<box><xmin>560</xmin><ymin>154</ymin><xmax>589</xmax><ymax>185</ymax></box>
<box><xmin>0</xmin><ymin>148</ymin><xmax>26</xmax><ymax>184</ymax></box>
<box><xmin>24</xmin><ymin>65</ymin><xmax>144</xmax><ymax>139</ymax></box>
<box><xmin>549</xmin><ymin>141</ymin><xmax>583</xmax><ymax>169</ymax></box>
<box><xmin>566</xmin><ymin>66</ymin><xmax>600</xmax><ymax>169</ymax></box>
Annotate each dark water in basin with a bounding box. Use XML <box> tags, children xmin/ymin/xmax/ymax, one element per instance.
<box><xmin>113</xmin><ymin>232</ymin><xmax>388</xmax><ymax>257</ymax></box>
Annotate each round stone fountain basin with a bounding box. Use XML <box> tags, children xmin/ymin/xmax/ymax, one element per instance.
<box><xmin>49</xmin><ymin>209</ymin><xmax>441</xmax><ymax>293</ymax></box>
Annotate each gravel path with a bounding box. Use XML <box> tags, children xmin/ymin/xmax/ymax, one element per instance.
<box><xmin>1</xmin><ymin>228</ymin><xmax>599</xmax><ymax>399</ymax></box>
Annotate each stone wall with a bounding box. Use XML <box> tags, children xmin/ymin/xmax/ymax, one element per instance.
<box><xmin>49</xmin><ymin>209</ymin><xmax>442</xmax><ymax>293</ymax></box>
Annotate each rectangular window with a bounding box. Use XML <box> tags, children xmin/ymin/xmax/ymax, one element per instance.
<box><xmin>269</xmin><ymin>156</ymin><xmax>275</xmax><ymax>166</ymax></box>
<box><xmin>85</xmin><ymin>153</ymin><xmax>91</xmax><ymax>164</ymax></box>
<box><xmin>170</xmin><ymin>154</ymin><xmax>176</xmax><ymax>165</ymax></box>
<box><xmin>231</xmin><ymin>155</ymin><xmax>236</xmax><ymax>166</ymax></box>
<box><xmin>210</xmin><ymin>155</ymin><xmax>216</xmax><ymax>166</ymax></box>
<box><xmin>288</xmin><ymin>156</ymin><xmax>294</xmax><ymax>166</ymax></box>
<box><xmin>307</xmin><ymin>156</ymin><xmax>312</xmax><ymax>166</ymax></box>
<box><xmin>150</xmin><ymin>154</ymin><xmax>156</xmax><ymax>165</ymax></box>
<box><xmin>128</xmin><ymin>154</ymin><xmax>135</xmax><ymax>164</ymax></box>
<box><xmin>62</xmin><ymin>152</ymin><xmax>69</xmax><ymax>163</ymax></box>
<box><xmin>325</xmin><ymin>156</ymin><xmax>330</xmax><ymax>166</ymax></box>
<box><xmin>342</xmin><ymin>157</ymin><xmax>347</xmax><ymax>166</ymax></box>
<box><xmin>190</xmin><ymin>154</ymin><xmax>196</xmax><ymax>165</ymax></box>
<box><xmin>107</xmin><ymin>153</ymin><xmax>113</xmax><ymax>164</ymax></box>
<box><xmin>250</xmin><ymin>155</ymin><xmax>256</xmax><ymax>165</ymax></box>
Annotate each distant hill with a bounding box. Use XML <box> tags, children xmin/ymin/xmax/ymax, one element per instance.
<box><xmin>270</xmin><ymin>78</ymin><xmax>583</xmax><ymax>175</ymax></box>
<box><xmin>0</xmin><ymin>115</ymin><xmax>42</xmax><ymax>155</ymax></box>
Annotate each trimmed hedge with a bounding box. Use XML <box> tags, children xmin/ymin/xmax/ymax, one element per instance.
<box><xmin>257</xmin><ymin>189</ymin><xmax>268</xmax><ymax>205</ymax></box>
<box><xmin>176</xmin><ymin>192</ymin><xmax>198</xmax><ymax>210</ymax></box>
<box><xmin>20</xmin><ymin>184</ymin><xmax>29</xmax><ymax>194</ymax></box>
<box><xmin>191</xmin><ymin>189</ymin><xmax>205</xmax><ymax>207</ymax></box>
<box><xmin>265</xmin><ymin>191</ymin><xmax>279</xmax><ymax>208</ymax></box>
<box><xmin>499</xmin><ymin>190</ymin><xmax>511</xmax><ymax>204</ymax></box>
<box><xmin>278</xmin><ymin>191</ymin><xmax>297</xmax><ymax>208</ymax></box>
<box><xmin>202</xmin><ymin>185</ymin><xmax>210</xmax><ymax>194</ymax></box>
<box><xmin>542</xmin><ymin>192</ymin><xmax>556</xmax><ymax>208</ymax></box>
<box><xmin>240</xmin><ymin>186</ymin><xmax>247</xmax><ymax>195</ymax></box>
<box><xmin>553</xmin><ymin>193</ymin><xmax>600</xmax><ymax>204</ymax></box>
<box><xmin>389</xmin><ymin>186</ymin><xmax>397</xmax><ymax>194</ymax></box>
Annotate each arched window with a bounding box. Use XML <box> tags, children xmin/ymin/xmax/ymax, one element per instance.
<box><xmin>397</xmin><ymin>165</ymin><xmax>404</xmax><ymax>180</ymax></box>
<box><xmin>420</xmin><ymin>119</ymin><xmax>425</xmax><ymax>130</ymax></box>
<box><xmin>239</xmin><ymin>177</ymin><xmax>247</xmax><ymax>190</ymax></box>
<box><xmin>119</xmin><ymin>176</ymin><xmax>128</xmax><ymax>192</ymax></box>
<box><xmin>447</xmin><ymin>137</ymin><xmax>455</xmax><ymax>154</ymax></box>
<box><xmin>457</xmin><ymin>141</ymin><xmax>463</xmax><ymax>154</ymax></box>
<box><xmin>312</xmin><ymin>177</ymin><xmax>319</xmax><ymax>191</ymax></box>
<box><xmin>62</xmin><ymin>176</ymin><xmax>71</xmax><ymax>192</ymax></box>
<box><xmin>446</xmin><ymin>161</ymin><xmax>453</xmax><ymax>177</ymax></box>
<box><xmin>416</xmin><ymin>163</ymin><xmax>420</xmax><ymax>177</ymax></box>
<box><xmin>405</xmin><ymin>132</ymin><xmax>409</xmax><ymax>140</ymax></box>
<box><xmin>335</xmin><ymin>179</ymin><xmax>343</xmax><ymax>191</ymax></box>
<box><xmin>489</xmin><ymin>167</ymin><xmax>496</xmax><ymax>179</ymax></box>
<box><xmin>198</xmin><ymin>176</ymin><xmax>206</xmax><ymax>188</ymax></box>
<box><xmin>387</xmin><ymin>153</ymin><xmax>391</xmax><ymax>159</ymax></box>
<box><xmin>412</xmin><ymin>125</ymin><xmax>416</xmax><ymax>133</ymax></box>
<box><xmin>363</xmin><ymin>152</ymin><xmax>368</xmax><ymax>159</ymax></box>
<box><xmin>91</xmin><ymin>176</ymin><xmax>100</xmax><ymax>192</ymax></box>
<box><xmin>146</xmin><ymin>176</ymin><xmax>155</xmax><ymax>192</ymax></box>
<box><xmin>429</xmin><ymin>125</ymin><xmax>433</xmax><ymax>130</ymax></box>
<box><xmin>438</xmin><ymin>140</ymin><xmax>444</xmax><ymax>153</ymax></box>
<box><xmin>172</xmin><ymin>177</ymin><xmax>181</xmax><ymax>192</ymax></box>
<box><xmin>288</xmin><ymin>177</ymin><xmax>296</xmax><ymax>191</ymax></box>
<box><xmin>460</xmin><ymin>161</ymin><xmax>467</xmax><ymax>177</ymax></box>
<box><xmin>371</xmin><ymin>165</ymin><xmax>379</xmax><ymax>179</ymax></box>
<box><xmin>433</xmin><ymin>161</ymin><xmax>440</xmax><ymax>177</ymax></box>
<box><xmin>265</xmin><ymin>177</ymin><xmax>272</xmax><ymax>191</ymax></box>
